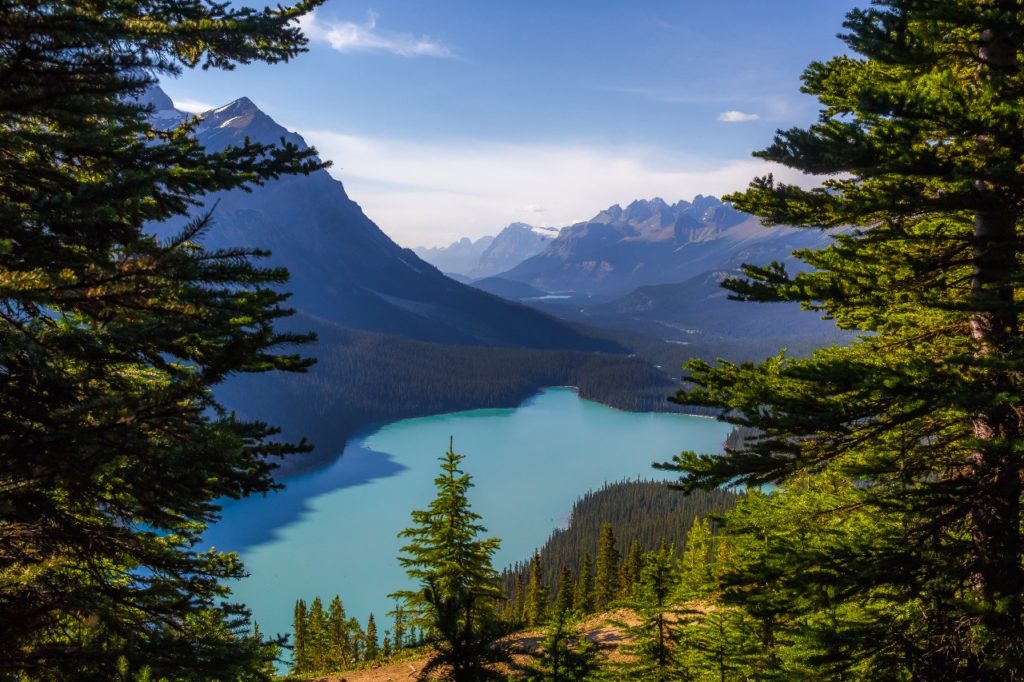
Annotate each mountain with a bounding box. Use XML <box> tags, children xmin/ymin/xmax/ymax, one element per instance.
<box><xmin>147</xmin><ymin>88</ymin><xmax>617</xmax><ymax>352</ymax></box>
<box><xmin>470</xmin><ymin>223</ymin><xmax>559</xmax><ymax>278</ymax></box>
<box><xmin>412</xmin><ymin>235</ymin><xmax>494</xmax><ymax>276</ymax></box>
<box><xmin>498</xmin><ymin>196</ymin><xmax>828</xmax><ymax>300</ymax></box>
<box><xmin>413</xmin><ymin>222</ymin><xmax>559</xmax><ymax>279</ymax></box>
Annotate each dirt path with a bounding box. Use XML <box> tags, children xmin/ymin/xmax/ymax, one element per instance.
<box><xmin>312</xmin><ymin>610</ymin><xmax>638</xmax><ymax>681</ymax></box>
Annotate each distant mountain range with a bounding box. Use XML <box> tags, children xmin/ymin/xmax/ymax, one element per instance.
<box><xmin>424</xmin><ymin>196</ymin><xmax>840</xmax><ymax>355</ymax></box>
<box><xmin>498</xmin><ymin>196</ymin><xmax>827</xmax><ymax>300</ymax></box>
<box><xmin>145</xmin><ymin>86</ymin><xmax>614</xmax><ymax>353</ymax></box>
<box><xmin>414</xmin><ymin>222</ymin><xmax>559</xmax><ymax>280</ymax></box>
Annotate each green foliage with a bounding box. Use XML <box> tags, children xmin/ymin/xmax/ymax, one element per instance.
<box><xmin>676</xmin><ymin>517</ymin><xmax>714</xmax><ymax>600</ymax></box>
<box><xmin>525</xmin><ymin>552</ymin><xmax>549</xmax><ymax>627</ymax></box>
<box><xmin>618</xmin><ymin>539</ymin><xmax>643</xmax><ymax>599</ymax></box>
<box><xmin>521</xmin><ymin>609</ymin><xmax>603</xmax><ymax>682</ymax></box>
<box><xmin>613</xmin><ymin>550</ymin><xmax>686</xmax><ymax>681</ymax></box>
<box><xmin>553</xmin><ymin>566</ymin><xmax>575</xmax><ymax>618</ymax></box>
<box><xmin>390</xmin><ymin>439</ymin><xmax>509</xmax><ymax>681</ymax></box>
<box><xmin>0</xmin><ymin>0</ymin><xmax>326</xmax><ymax>677</ymax></box>
<box><xmin>658</xmin><ymin>2</ymin><xmax>1024</xmax><ymax>678</ymax></box>
<box><xmin>572</xmin><ymin>554</ymin><xmax>595</xmax><ymax>616</ymax></box>
<box><xmin>364</xmin><ymin>613</ymin><xmax>379</xmax><ymax>662</ymax></box>
<box><xmin>593</xmin><ymin>524</ymin><xmax>621</xmax><ymax>610</ymax></box>
<box><xmin>289</xmin><ymin>595</ymin><xmax>374</xmax><ymax>675</ymax></box>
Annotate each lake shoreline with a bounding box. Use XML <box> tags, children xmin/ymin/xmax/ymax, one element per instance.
<box><xmin>278</xmin><ymin>384</ymin><xmax>725</xmax><ymax>480</ymax></box>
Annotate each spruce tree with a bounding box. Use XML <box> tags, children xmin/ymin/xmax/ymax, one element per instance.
<box><xmin>292</xmin><ymin>599</ymin><xmax>310</xmax><ymax>675</ymax></box>
<box><xmin>573</xmin><ymin>553</ymin><xmax>595</xmax><ymax>615</ymax></box>
<box><xmin>392</xmin><ymin>604</ymin><xmax>406</xmax><ymax>656</ymax></box>
<box><xmin>525</xmin><ymin>551</ymin><xmax>549</xmax><ymax>627</ymax></box>
<box><xmin>0</xmin><ymin>0</ymin><xmax>323</xmax><ymax>677</ymax></box>
<box><xmin>659</xmin><ymin>1</ymin><xmax>1024</xmax><ymax>677</ymax></box>
<box><xmin>553</xmin><ymin>566</ymin><xmax>575</xmax><ymax>617</ymax></box>
<box><xmin>364</xmin><ymin>613</ymin><xmax>379</xmax><ymax>662</ymax></box>
<box><xmin>509</xmin><ymin>573</ymin><xmax>527</xmax><ymax>625</ymax></box>
<box><xmin>522</xmin><ymin>608</ymin><xmax>602</xmax><ymax>682</ymax></box>
<box><xmin>618</xmin><ymin>539</ymin><xmax>643</xmax><ymax>599</ymax></box>
<box><xmin>327</xmin><ymin>595</ymin><xmax>352</xmax><ymax>669</ymax></box>
<box><xmin>594</xmin><ymin>523</ymin><xmax>621</xmax><ymax>609</ymax></box>
<box><xmin>306</xmin><ymin>597</ymin><xmax>328</xmax><ymax>671</ymax></box>
<box><xmin>390</xmin><ymin>439</ymin><xmax>508</xmax><ymax>681</ymax></box>
<box><xmin>676</xmin><ymin>517</ymin><xmax>714</xmax><ymax>600</ymax></box>
<box><xmin>613</xmin><ymin>551</ymin><xmax>684</xmax><ymax>682</ymax></box>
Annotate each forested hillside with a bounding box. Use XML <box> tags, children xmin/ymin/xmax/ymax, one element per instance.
<box><xmin>500</xmin><ymin>481</ymin><xmax>738</xmax><ymax>595</ymax></box>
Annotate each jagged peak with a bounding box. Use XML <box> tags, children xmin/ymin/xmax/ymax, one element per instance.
<box><xmin>201</xmin><ymin>96</ymin><xmax>261</xmax><ymax>122</ymax></box>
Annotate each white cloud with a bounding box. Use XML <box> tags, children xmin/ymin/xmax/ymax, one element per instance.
<box><xmin>298</xmin><ymin>128</ymin><xmax>820</xmax><ymax>248</ymax></box>
<box><xmin>173</xmin><ymin>97</ymin><xmax>217</xmax><ymax>113</ymax></box>
<box><xmin>717</xmin><ymin>110</ymin><xmax>760</xmax><ymax>123</ymax></box>
<box><xmin>298</xmin><ymin>10</ymin><xmax>452</xmax><ymax>58</ymax></box>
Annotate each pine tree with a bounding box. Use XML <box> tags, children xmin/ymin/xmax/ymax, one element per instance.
<box><xmin>392</xmin><ymin>604</ymin><xmax>406</xmax><ymax>656</ymax></box>
<box><xmin>525</xmin><ymin>551</ymin><xmax>549</xmax><ymax>627</ymax></box>
<box><xmin>573</xmin><ymin>553</ymin><xmax>595</xmax><ymax>615</ymax></box>
<box><xmin>522</xmin><ymin>608</ymin><xmax>602</xmax><ymax>682</ymax></box>
<box><xmin>292</xmin><ymin>598</ymin><xmax>309</xmax><ymax>675</ymax></box>
<box><xmin>613</xmin><ymin>551</ymin><xmax>684</xmax><ymax>681</ymax></box>
<box><xmin>382</xmin><ymin>628</ymin><xmax>393</xmax><ymax>660</ymax></box>
<box><xmin>390</xmin><ymin>439</ymin><xmax>509</xmax><ymax>681</ymax></box>
<box><xmin>553</xmin><ymin>566</ymin><xmax>575</xmax><ymax>617</ymax></box>
<box><xmin>677</xmin><ymin>517</ymin><xmax>714</xmax><ymax>600</ymax></box>
<box><xmin>327</xmin><ymin>595</ymin><xmax>352</xmax><ymax>669</ymax></box>
<box><xmin>618</xmin><ymin>538</ymin><xmax>643</xmax><ymax>598</ymax></box>
<box><xmin>0</xmin><ymin>0</ymin><xmax>324</xmax><ymax>677</ymax></box>
<box><xmin>658</xmin><ymin>2</ymin><xmax>1024</xmax><ymax>677</ymax></box>
<box><xmin>594</xmin><ymin>523</ymin><xmax>621</xmax><ymax>609</ymax></box>
<box><xmin>364</xmin><ymin>613</ymin><xmax>379</xmax><ymax>662</ymax></box>
<box><xmin>348</xmin><ymin>617</ymin><xmax>365</xmax><ymax>663</ymax></box>
<box><xmin>514</xmin><ymin>572</ymin><xmax>528</xmax><ymax>624</ymax></box>
<box><xmin>307</xmin><ymin>596</ymin><xmax>328</xmax><ymax>671</ymax></box>
<box><xmin>251</xmin><ymin>622</ymin><xmax>279</xmax><ymax>679</ymax></box>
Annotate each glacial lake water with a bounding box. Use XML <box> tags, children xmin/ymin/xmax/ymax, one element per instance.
<box><xmin>206</xmin><ymin>387</ymin><xmax>732</xmax><ymax>645</ymax></box>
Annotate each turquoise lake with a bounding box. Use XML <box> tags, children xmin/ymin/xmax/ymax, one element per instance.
<box><xmin>206</xmin><ymin>387</ymin><xmax>732</xmax><ymax>644</ymax></box>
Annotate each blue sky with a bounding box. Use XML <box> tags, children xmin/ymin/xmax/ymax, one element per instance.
<box><xmin>162</xmin><ymin>0</ymin><xmax>860</xmax><ymax>247</ymax></box>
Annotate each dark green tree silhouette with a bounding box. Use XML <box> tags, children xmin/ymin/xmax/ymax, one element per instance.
<box><xmin>0</xmin><ymin>0</ymin><xmax>324</xmax><ymax>677</ymax></box>
<box><xmin>292</xmin><ymin>599</ymin><xmax>310</xmax><ymax>675</ymax></box>
<box><xmin>594</xmin><ymin>523</ymin><xmax>621</xmax><ymax>609</ymax></box>
<box><xmin>573</xmin><ymin>553</ymin><xmax>595</xmax><ymax>615</ymax></box>
<box><xmin>525</xmin><ymin>551</ymin><xmax>549</xmax><ymax>627</ymax></box>
<box><xmin>391</xmin><ymin>439</ymin><xmax>509</xmax><ymax>681</ymax></box>
<box><xmin>327</xmin><ymin>595</ymin><xmax>353</xmax><ymax>670</ymax></box>
<box><xmin>553</xmin><ymin>566</ymin><xmax>575</xmax><ymax>618</ymax></box>
<box><xmin>618</xmin><ymin>539</ymin><xmax>643</xmax><ymax>598</ymax></box>
<box><xmin>392</xmin><ymin>604</ymin><xmax>407</xmax><ymax>656</ymax></box>
<box><xmin>364</xmin><ymin>613</ymin><xmax>379</xmax><ymax>662</ymax></box>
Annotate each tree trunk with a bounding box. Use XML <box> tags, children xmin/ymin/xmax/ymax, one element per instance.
<box><xmin>969</xmin><ymin>206</ymin><xmax>1023</xmax><ymax>631</ymax></box>
<box><xmin>969</xmin><ymin>29</ymin><xmax>1023</xmax><ymax>643</ymax></box>
<box><xmin>971</xmin><ymin>25</ymin><xmax>1022</xmax><ymax>632</ymax></box>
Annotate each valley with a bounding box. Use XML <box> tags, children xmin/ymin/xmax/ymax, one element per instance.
<box><xmin>141</xmin><ymin>84</ymin><xmax>842</xmax><ymax>474</ymax></box>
